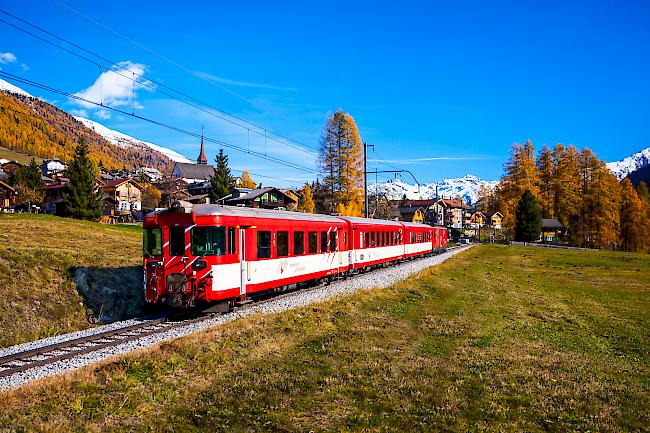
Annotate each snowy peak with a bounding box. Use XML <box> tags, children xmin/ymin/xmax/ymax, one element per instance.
<box><xmin>369</xmin><ymin>174</ymin><xmax>498</xmax><ymax>204</ymax></box>
<box><xmin>0</xmin><ymin>78</ymin><xmax>33</xmax><ymax>98</ymax></box>
<box><xmin>607</xmin><ymin>147</ymin><xmax>650</xmax><ymax>180</ymax></box>
<box><xmin>73</xmin><ymin>116</ymin><xmax>192</xmax><ymax>163</ymax></box>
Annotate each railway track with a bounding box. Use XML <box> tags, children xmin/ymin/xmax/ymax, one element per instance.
<box><xmin>0</xmin><ymin>245</ymin><xmax>466</xmax><ymax>384</ymax></box>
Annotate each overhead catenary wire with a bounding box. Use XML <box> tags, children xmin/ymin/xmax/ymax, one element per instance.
<box><xmin>0</xmin><ymin>9</ymin><xmax>318</xmax><ymax>157</ymax></box>
<box><xmin>0</xmin><ymin>71</ymin><xmax>318</xmax><ymax>174</ymax></box>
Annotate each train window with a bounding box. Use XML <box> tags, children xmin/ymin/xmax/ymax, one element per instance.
<box><xmin>191</xmin><ymin>227</ymin><xmax>226</xmax><ymax>256</ymax></box>
<box><xmin>365</xmin><ymin>232</ymin><xmax>369</xmax><ymax>248</ymax></box>
<box><xmin>371</xmin><ymin>232</ymin><xmax>375</xmax><ymax>247</ymax></box>
<box><xmin>257</xmin><ymin>231</ymin><xmax>272</xmax><ymax>259</ymax></box>
<box><xmin>169</xmin><ymin>227</ymin><xmax>185</xmax><ymax>256</ymax></box>
<box><xmin>382</xmin><ymin>232</ymin><xmax>386</xmax><ymax>246</ymax></box>
<box><xmin>320</xmin><ymin>231</ymin><xmax>328</xmax><ymax>253</ymax></box>
<box><xmin>294</xmin><ymin>231</ymin><xmax>305</xmax><ymax>255</ymax></box>
<box><xmin>228</xmin><ymin>227</ymin><xmax>236</xmax><ymax>254</ymax></box>
<box><xmin>143</xmin><ymin>228</ymin><xmax>162</xmax><ymax>256</ymax></box>
<box><xmin>308</xmin><ymin>232</ymin><xmax>318</xmax><ymax>254</ymax></box>
<box><xmin>343</xmin><ymin>232</ymin><xmax>347</xmax><ymax>248</ymax></box>
<box><xmin>329</xmin><ymin>231</ymin><xmax>337</xmax><ymax>252</ymax></box>
<box><xmin>277</xmin><ymin>231</ymin><xmax>289</xmax><ymax>257</ymax></box>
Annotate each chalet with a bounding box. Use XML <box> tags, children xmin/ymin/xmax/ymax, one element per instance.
<box><xmin>41</xmin><ymin>159</ymin><xmax>67</xmax><ymax>176</ymax></box>
<box><xmin>101</xmin><ymin>178</ymin><xmax>143</xmax><ymax>215</ymax></box>
<box><xmin>470</xmin><ymin>212</ymin><xmax>486</xmax><ymax>226</ymax></box>
<box><xmin>396</xmin><ymin>205</ymin><xmax>425</xmax><ymax>223</ymax></box>
<box><xmin>281</xmin><ymin>189</ymin><xmax>301</xmax><ymax>211</ymax></box>
<box><xmin>485</xmin><ymin>211</ymin><xmax>503</xmax><ymax>230</ymax></box>
<box><xmin>1</xmin><ymin>160</ymin><xmax>22</xmax><ymax>177</ymax></box>
<box><xmin>42</xmin><ymin>178</ymin><xmax>69</xmax><ymax>215</ymax></box>
<box><xmin>541</xmin><ymin>218</ymin><xmax>562</xmax><ymax>243</ymax></box>
<box><xmin>430</xmin><ymin>198</ymin><xmax>471</xmax><ymax>229</ymax></box>
<box><xmin>0</xmin><ymin>179</ymin><xmax>15</xmax><ymax>209</ymax></box>
<box><xmin>135</xmin><ymin>167</ymin><xmax>163</xmax><ymax>183</ymax></box>
<box><xmin>222</xmin><ymin>187</ymin><xmax>297</xmax><ymax>209</ymax></box>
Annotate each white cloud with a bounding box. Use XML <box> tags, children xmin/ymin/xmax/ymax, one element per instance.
<box><xmin>72</xmin><ymin>61</ymin><xmax>152</xmax><ymax>110</ymax></box>
<box><xmin>94</xmin><ymin>109</ymin><xmax>111</xmax><ymax>120</ymax></box>
<box><xmin>69</xmin><ymin>109</ymin><xmax>89</xmax><ymax>117</ymax></box>
<box><xmin>0</xmin><ymin>52</ymin><xmax>17</xmax><ymax>64</ymax></box>
<box><xmin>20</xmin><ymin>63</ymin><xmax>29</xmax><ymax>71</ymax></box>
<box><xmin>193</xmin><ymin>70</ymin><xmax>298</xmax><ymax>91</ymax></box>
<box><xmin>369</xmin><ymin>156</ymin><xmax>492</xmax><ymax>165</ymax></box>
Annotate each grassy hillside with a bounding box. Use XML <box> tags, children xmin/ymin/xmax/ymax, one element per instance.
<box><xmin>1</xmin><ymin>245</ymin><xmax>648</xmax><ymax>431</ymax></box>
<box><xmin>0</xmin><ymin>146</ymin><xmax>41</xmax><ymax>165</ymax></box>
<box><xmin>0</xmin><ymin>214</ymin><xmax>143</xmax><ymax>347</ymax></box>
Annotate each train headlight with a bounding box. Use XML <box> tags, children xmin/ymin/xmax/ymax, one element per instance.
<box><xmin>192</xmin><ymin>260</ymin><xmax>208</xmax><ymax>271</ymax></box>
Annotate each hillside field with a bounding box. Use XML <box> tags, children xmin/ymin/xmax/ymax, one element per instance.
<box><xmin>0</xmin><ymin>245</ymin><xmax>647</xmax><ymax>432</ymax></box>
<box><xmin>0</xmin><ymin>214</ymin><xmax>143</xmax><ymax>347</ymax></box>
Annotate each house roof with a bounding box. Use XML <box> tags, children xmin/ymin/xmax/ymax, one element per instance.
<box><xmin>102</xmin><ymin>178</ymin><xmax>141</xmax><ymax>189</ymax></box>
<box><xmin>485</xmin><ymin>211</ymin><xmax>503</xmax><ymax>218</ymax></box>
<box><xmin>437</xmin><ymin>198</ymin><xmax>470</xmax><ymax>209</ymax></box>
<box><xmin>398</xmin><ymin>206</ymin><xmax>424</xmax><ymax>216</ymax></box>
<box><xmin>542</xmin><ymin>218</ymin><xmax>562</xmax><ymax>229</ymax></box>
<box><xmin>173</xmin><ymin>162</ymin><xmax>214</xmax><ymax>181</ymax></box>
<box><xmin>224</xmin><ymin>187</ymin><xmax>296</xmax><ymax>204</ymax></box>
<box><xmin>406</xmin><ymin>199</ymin><xmax>438</xmax><ymax>207</ymax></box>
<box><xmin>0</xmin><ymin>179</ymin><xmax>15</xmax><ymax>192</ymax></box>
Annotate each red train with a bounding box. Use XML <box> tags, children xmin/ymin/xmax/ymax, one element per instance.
<box><xmin>143</xmin><ymin>203</ymin><xmax>448</xmax><ymax>309</ymax></box>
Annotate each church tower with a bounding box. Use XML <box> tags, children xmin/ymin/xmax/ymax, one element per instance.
<box><xmin>197</xmin><ymin>131</ymin><xmax>208</xmax><ymax>165</ymax></box>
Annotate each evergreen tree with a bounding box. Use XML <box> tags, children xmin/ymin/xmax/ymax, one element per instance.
<box><xmin>514</xmin><ymin>190</ymin><xmax>542</xmax><ymax>242</ymax></box>
<box><xmin>318</xmin><ymin>109</ymin><xmax>364</xmax><ymax>216</ymax></box>
<box><xmin>240</xmin><ymin>170</ymin><xmax>257</xmax><ymax>189</ymax></box>
<box><xmin>399</xmin><ymin>193</ymin><xmax>409</xmax><ymax>207</ymax></box>
<box><xmin>297</xmin><ymin>183</ymin><xmax>315</xmax><ymax>213</ymax></box>
<box><xmin>25</xmin><ymin>158</ymin><xmax>43</xmax><ymax>190</ymax></box>
<box><xmin>210</xmin><ymin>149</ymin><xmax>234</xmax><ymax>202</ymax></box>
<box><xmin>619</xmin><ymin>179</ymin><xmax>644</xmax><ymax>252</ymax></box>
<box><xmin>63</xmin><ymin>138</ymin><xmax>103</xmax><ymax>220</ymax></box>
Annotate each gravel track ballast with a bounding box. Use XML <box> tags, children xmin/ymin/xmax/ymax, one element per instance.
<box><xmin>0</xmin><ymin>245</ymin><xmax>472</xmax><ymax>391</ymax></box>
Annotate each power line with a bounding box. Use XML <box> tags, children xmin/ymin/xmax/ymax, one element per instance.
<box><xmin>0</xmin><ymin>71</ymin><xmax>318</xmax><ymax>174</ymax></box>
<box><xmin>0</xmin><ymin>8</ymin><xmax>318</xmax><ymax>157</ymax></box>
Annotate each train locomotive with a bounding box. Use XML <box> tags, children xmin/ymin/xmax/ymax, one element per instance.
<box><xmin>143</xmin><ymin>202</ymin><xmax>448</xmax><ymax>310</ymax></box>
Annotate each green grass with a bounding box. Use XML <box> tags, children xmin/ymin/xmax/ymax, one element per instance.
<box><xmin>0</xmin><ymin>245</ymin><xmax>647</xmax><ymax>432</ymax></box>
<box><xmin>0</xmin><ymin>146</ymin><xmax>41</xmax><ymax>165</ymax></box>
<box><xmin>0</xmin><ymin>214</ymin><xmax>143</xmax><ymax>347</ymax></box>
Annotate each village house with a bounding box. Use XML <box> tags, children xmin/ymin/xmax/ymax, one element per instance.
<box><xmin>221</xmin><ymin>187</ymin><xmax>297</xmax><ymax>209</ymax></box>
<box><xmin>541</xmin><ymin>218</ymin><xmax>562</xmax><ymax>243</ymax></box>
<box><xmin>41</xmin><ymin>159</ymin><xmax>67</xmax><ymax>176</ymax></box>
<box><xmin>395</xmin><ymin>205</ymin><xmax>425</xmax><ymax>223</ymax></box>
<box><xmin>0</xmin><ymin>179</ymin><xmax>15</xmax><ymax>209</ymax></box>
<box><xmin>430</xmin><ymin>198</ymin><xmax>471</xmax><ymax>229</ymax></box>
<box><xmin>101</xmin><ymin>178</ymin><xmax>143</xmax><ymax>215</ymax></box>
<box><xmin>41</xmin><ymin>177</ymin><xmax>69</xmax><ymax>215</ymax></box>
<box><xmin>485</xmin><ymin>211</ymin><xmax>503</xmax><ymax>230</ymax></box>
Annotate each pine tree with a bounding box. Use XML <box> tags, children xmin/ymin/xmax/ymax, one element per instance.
<box><xmin>240</xmin><ymin>170</ymin><xmax>257</xmax><ymax>189</ymax></box>
<box><xmin>63</xmin><ymin>138</ymin><xmax>103</xmax><ymax>220</ymax></box>
<box><xmin>210</xmin><ymin>148</ymin><xmax>234</xmax><ymax>202</ymax></box>
<box><xmin>297</xmin><ymin>183</ymin><xmax>315</xmax><ymax>213</ymax></box>
<box><xmin>514</xmin><ymin>190</ymin><xmax>542</xmax><ymax>242</ymax></box>
<box><xmin>318</xmin><ymin>109</ymin><xmax>364</xmax><ymax>216</ymax></box>
<box><xmin>619</xmin><ymin>179</ymin><xmax>644</xmax><ymax>252</ymax></box>
<box><xmin>25</xmin><ymin>158</ymin><xmax>43</xmax><ymax>190</ymax></box>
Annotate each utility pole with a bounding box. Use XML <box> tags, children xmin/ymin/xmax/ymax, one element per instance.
<box><xmin>363</xmin><ymin>142</ymin><xmax>374</xmax><ymax>218</ymax></box>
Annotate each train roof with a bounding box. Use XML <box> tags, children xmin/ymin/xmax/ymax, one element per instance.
<box><xmin>338</xmin><ymin>216</ymin><xmax>404</xmax><ymax>227</ymax></box>
<box><xmin>191</xmin><ymin>204</ymin><xmax>346</xmax><ymax>224</ymax></box>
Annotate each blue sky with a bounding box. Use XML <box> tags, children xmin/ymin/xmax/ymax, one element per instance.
<box><xmin>1</xmin><ymin>0</ymin><xmax>649</xmax><ymax>187</ymax></box>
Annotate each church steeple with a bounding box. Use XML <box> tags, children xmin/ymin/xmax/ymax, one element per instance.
<box><xmin>197</xmin><ymin>127</ymin><xmax>207</xmax><ymax>165</ymax></box>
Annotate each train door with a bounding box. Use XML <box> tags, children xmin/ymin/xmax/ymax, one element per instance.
<box><xmin>239</xmin><ymin>228</ymin><xmax>247</xmax><ymax>296</ymax></box>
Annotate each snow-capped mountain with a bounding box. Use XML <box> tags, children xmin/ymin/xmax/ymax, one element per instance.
<box><xmin>0</xmin><ymin>77</ymin><xmax>191</xmax><ymax>164</ymax></box>
<box><xmin>0</xmin><ymin>78</ymin><xmax>32</xmax><ymax>97</ymax></box>
<box><xmin>369</xmin><ymin>174</ymin><xmax>498</xmax><ymax>204</ymax></box>
<box><xmin>73</xmin><ymin>116</ymin><xmax>192</xmax><ymax>163</ymax></box>
<box><xmin>606</xmin><ymin>147</ymin><xmax>650</xmax><ymax>180</ymax></box>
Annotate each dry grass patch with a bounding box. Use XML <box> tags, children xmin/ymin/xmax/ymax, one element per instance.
<box><xmin>0</xmin><ymin>245</ymin><xmax>648</xmax><ymax>432</ymax></box>
<box><xmin>0</xmin><ymin>214</ymin><xmax>143</xmax><ymax>346</ymax></box>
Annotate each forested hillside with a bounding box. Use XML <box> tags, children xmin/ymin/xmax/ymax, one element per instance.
<box><xmin>0</xmin><ymin>91</ymin><xmax>173</xmax><ymax>171</ymax></box>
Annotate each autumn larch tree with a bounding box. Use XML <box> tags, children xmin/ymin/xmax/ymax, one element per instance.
<box><xmin>537</xmin><ymin>145</ymin><xmax>554</xmax><ymax>218</ymax></box>
<box><xmin>514</xmin><ymin>190</ymin><xmax>542</xmax><ymax>242</ymax></box>
<box><xmin>239</xmin><ymin>170</ymin><xmax>257</xmax><ymax>189</ymax></box>
<box><xmin>210</xmin><ymin>148</ymin><xmax>234</xmax><ymax>202</ymax></box>
<box><xmin>63</xmin><ymin>138</ymin><xmax>103</xmax><ymax>221</ymax></box>
<box><xmin>297</xmin><ymin>183</ymin><xmax>315</xmax><ymax>213</ymax></box>
<box><xmin>318</xmin><ymin>109</ymin><xmax>364</xmax><ymax>216</ymax></box>
<box><xmin>497</xmin><ymin>140</ymin><xmax>540</xmax><ymax>235</ymax></box>
<box><xmin>141</xmin><ymin>183</ymin><xmax>162</xmax><ymax>210</ymax></box>
<box><xmin>619</xmin><ymin>179</ymin><xmax>645</xmax><ymax>252</ymax></box>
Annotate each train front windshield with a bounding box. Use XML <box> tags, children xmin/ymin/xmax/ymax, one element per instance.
<box><xmin>143</xmin><ymin>228</ymin><xmax>162</xmax><ymax>256</ymax></box>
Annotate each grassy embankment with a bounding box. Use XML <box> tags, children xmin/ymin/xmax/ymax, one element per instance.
<box><xmin>1</xmin><ymin>245</ymin><xmax>648</xmax><ymax>432</ymax></box>
<box><xmin>0</xmin><ymin>146</ymin><xmax>40</xmax><ymax>165</ymax></box>
<box><xmin>0</xmin><ymin>214</ymin><xmax>143</xmax><ymax>347</ymax></box>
